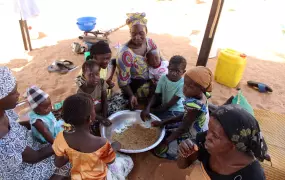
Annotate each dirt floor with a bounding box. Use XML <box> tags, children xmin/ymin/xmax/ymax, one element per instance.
<box><xmin>1</xmin><ymin>0</ymin><xmax>285</xmax><ymax>179</ymax></box>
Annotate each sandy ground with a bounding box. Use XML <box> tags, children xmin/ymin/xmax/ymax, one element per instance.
<box><xmin>1</xmin><ymin>0</ymin><xmax>285</xmax><ymax>179</ymax></box>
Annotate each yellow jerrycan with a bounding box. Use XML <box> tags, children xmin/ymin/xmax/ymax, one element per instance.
<box><xmin>214</xmin><ymin>49</ymin><xmax>247</xmax><ymax>88</ymax></box>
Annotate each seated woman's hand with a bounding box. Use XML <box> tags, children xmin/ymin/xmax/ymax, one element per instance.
<box><xmin>101</xmin><ymin>118</ymin><xmax>112</xmax><ymax>127</ymax></box>
<box><xmin>178</xmin><ymin>139</ymin><xmax>198</xmax><ymax>158</ymax></box>
<box><xmin>106</xmin><ymin>79</ymin><xmax>115</xmax><ymax>89</ymax></box>
<box><xmin>129</xmin><ymin>95</ymin><xmax>138</xmax><ymax>110</ymax></box>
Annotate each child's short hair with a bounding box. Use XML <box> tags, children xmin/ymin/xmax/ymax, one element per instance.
<box><xmin>62</xmin><ymin>93</ymin><xmax>94</xmax><ymax>126</ymax></box>
<box><xmin>90</xmin><ymin>40</ymin><xmax>111</xmax><ymax>56</ymax></box>
<box><xmin>82</xmin><ymin>60</ymin><xmax>100</xmax><ymax>74</ymax></box>
<box><xmin>169</xmin><ymin>55</ymin><xmax>187</xmax><ymax>69</ymax></box>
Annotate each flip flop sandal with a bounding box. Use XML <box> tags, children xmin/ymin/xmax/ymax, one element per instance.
<box><xmin>205</xmin><ymin>92</ymin><xmax>211</xmax><ymax>99</ymax></box>
<box><xmin>153</xmin><ymin>144</ymin><xmax>169</xmax><ymax>158</ymax></box>
<box><xmin>48</xmin><ymin>64</ymin><xmax>69</xmax><ymax>74</ymax></box>
<box><xmin>247</xmin><ymin>81</ymin><xmax>273</xmax><ymax>93</ymax></box>
<box><xmin>48</xmin><ymin>64</ymin><xmax>59</xmax><ymax>72</ymax></box>
<box><xmin>56</xmin><ymin>60</ymin><xmax>76</xmax><ymax>70</ymax></box>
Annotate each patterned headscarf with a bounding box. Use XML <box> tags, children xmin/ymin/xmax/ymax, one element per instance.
<box><xmin>26</xmin><ymin>86</ymin><xmax>49</xmax><ymax>109</ymax></box>
<box><xmin>0</xmin><ymin>66</ymin><xmax>16</xmax><ymax>100</ymax></box>
<box><xmin>211</xmin><ymin>104</ymin><xmax>270</xmax><ymax>162</ymax></box>
<box><xmin>185</xmin><ymin>66</ymin><xmax>213</xmax><ymax>92</ymax></box>
<box><xmin>126</xmin><ymin>12</ymin><xmax>147</xmax><ymax>29</ymax></box>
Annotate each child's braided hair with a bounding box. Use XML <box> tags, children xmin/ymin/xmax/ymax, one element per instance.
<box><xmin>82</xmin><ymin>60</ymin><xmax>100</xmax><ymax>74</ymax></box>
<box><xmin>62</xmin><ymin>93</ymin><xmax>94</xmax><ymax>126</ymax></box>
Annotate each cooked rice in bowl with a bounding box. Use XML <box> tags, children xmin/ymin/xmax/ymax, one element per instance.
<box><xmin>111</xmin><ymin>123</ymin><xmax>160</xmax><ymax>150</ymax></box>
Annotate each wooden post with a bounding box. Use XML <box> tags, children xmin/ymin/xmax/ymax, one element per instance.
<box><xmin>19</xmin><ymin>19</ymin><xmax>32</xmax><ymax>51</ymax></box>
<box><xmin>19</xmin><ymin>20</ymin><xmax>28</xmax><ymax>51</ymax></box>
<box><xmin>196</xmin><ymin>0</ymin><xmax>224</xmax><ymax>66</ymax></box>
<box><xmin>23</xmin><ymin>20</ymin><xmax>32</xmax><ymax>51</ymax></box>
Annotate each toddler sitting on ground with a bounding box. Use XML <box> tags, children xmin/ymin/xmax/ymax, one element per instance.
<box><xmin>27</xmin><ymin>86</ymin><xmax>64</xmax><ymax>144</ymax></box>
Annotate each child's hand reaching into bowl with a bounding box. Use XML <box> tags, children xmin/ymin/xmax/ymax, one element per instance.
<box><xmin>151</xmin><ymin>121</ymin><xmax>163</xmax><ymax>127</ymax></box>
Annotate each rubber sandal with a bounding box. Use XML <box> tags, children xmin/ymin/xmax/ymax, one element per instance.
<box><xmin>56</xmin><ymin>60</ymin><xmax>76</xmax><ymax>70</ymax></box>
<box><xmin>247</xmin><ymin>81</ymin><xmax>273</xmax><ymax>93</ymax></box>
<box><xmin>205</xmin><ymin>92</ymin><xmax>211</xmax><ymax>99</ymax></box>
<box><xmin>48</xmin><ymin>63</ymin><xmax>69</xmax><ymax>74</ymax></box>
<box><xmin>48</xmin><ymin>64</ymin><xmax>59</xmax><ymax>72</ymax></box>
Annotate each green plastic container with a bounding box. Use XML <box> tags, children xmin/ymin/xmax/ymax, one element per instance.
<box><xmin>231</xmin><ymin>90</ymin><xmax>254</xmax><ymax>116</ymax></box>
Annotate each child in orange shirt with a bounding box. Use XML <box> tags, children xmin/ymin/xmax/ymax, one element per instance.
<box><xmin>52</xmin><ymin>93</ymin><xmax>133</xmax><ymax>180</ymax></box>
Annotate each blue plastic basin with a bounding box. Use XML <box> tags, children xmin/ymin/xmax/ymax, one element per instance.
<box><xmin>77</xmin><ymin>16</ymin><xmax>96</xmax><ymax>24</ymax></box>
<box><xmin>76</xmin><ymin>16</ymin><xmax>97</xmax><ymax>32</ymax></box>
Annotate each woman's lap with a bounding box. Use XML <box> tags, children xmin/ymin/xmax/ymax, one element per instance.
<box><xmin>7</xmin><ymin>131</ymin><xmax>70</xmax><ymax>179</ymax></box>
<box><xmin>121</xmin><ymin>79</ymin><xmax>150</xmax><ymax>99</ymax></box>
<box><xmin>108</xmin><ymin>93</ymin><xmax>129</xmax><ymax>116</ymax></box>
<box><xmin>20</xmin><ymin>155</ymin><xmax>70</xmax><ymax>179</ymax></box>
<box><xmin>26</xmin><ymin>131</ymin><xmax>71</xmax><ymax>178</ymax></box>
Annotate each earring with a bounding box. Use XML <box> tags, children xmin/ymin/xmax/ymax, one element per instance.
<box><xmin>64</xmin><ymin>124</ymin><xmax>75</xmax><ymax>133</ymax></box>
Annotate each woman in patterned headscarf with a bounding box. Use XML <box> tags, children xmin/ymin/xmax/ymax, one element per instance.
<box><xmin>116</xmin><ymin>12</ymin><xmax>159</xmax><ymax>109</ymax></box>
<box><xmin>177</xmin><ymin>104</ymin><xmax>270</xmax><ymax>180</ymax></box>
<box><xmin>0</xmin><ymin>66</ymin><xmax>70</xmax><ymax>180</ymax></box>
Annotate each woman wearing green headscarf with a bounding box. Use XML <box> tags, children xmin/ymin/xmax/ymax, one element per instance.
<box><xmin>177</xmin><ymin>104</ymin><xmax>271</xmax><ymax>180</ymax></box>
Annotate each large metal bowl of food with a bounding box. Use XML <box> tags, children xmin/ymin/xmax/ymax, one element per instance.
<box><xmin>100</xmin><ymin>110</ymin><xmax>166</xmax><ymax>153</ymax></box>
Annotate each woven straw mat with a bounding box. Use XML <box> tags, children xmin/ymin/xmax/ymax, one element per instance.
<box><xmin>255</xmin><ymin>109</ymin><xmax>285</xmax><ymax>179</ymax></box>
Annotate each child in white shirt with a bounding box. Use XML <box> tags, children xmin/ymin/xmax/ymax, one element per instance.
<box><xmin>146</xmin><ymin>49</ymin><xmax>169</xmax><ymax>96</ymax></box>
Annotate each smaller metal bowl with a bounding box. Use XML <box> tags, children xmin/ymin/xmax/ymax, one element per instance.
<box><xmin>100</xmin><ymin>110</ymin><xmax>165</xmax><ymax>153</ymax></box>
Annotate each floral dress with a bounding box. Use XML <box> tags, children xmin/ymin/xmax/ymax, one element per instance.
<box><xmin>0</xmin><ymin>110</ymin><xmax>70</xmax><ymax>180</ymax></box>
<box><xmin>116</xmin><ymin>38</ymin><xmax>158</xmax><ymax>98</ymax></box>
<box><xmin>154</xmin><ymin>96</ymin><xmax>210</xmax><ymax>160</ymax></box>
